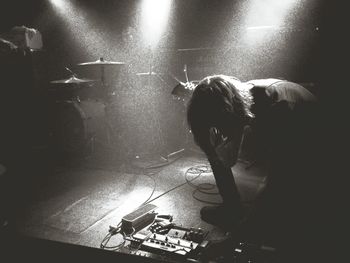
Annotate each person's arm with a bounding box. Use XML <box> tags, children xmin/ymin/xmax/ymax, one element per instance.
<box><xmin>191</xmin><ymin>126</ymin><xmax>217</xmax><ymax>158</ymax></box>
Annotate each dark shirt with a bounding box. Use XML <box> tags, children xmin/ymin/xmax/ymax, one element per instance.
<box><xmin>249</xmin><ymin>79</ymin><xmax>319</xmax><ymax>168</ymax></box>
<box><xmin>248</xmin><ymin>79</ymin><xmax>320</xmax><ymax>184</ymax></box>
<box><xmin>247</xmin><ymin>79</ymin><xmax>326</xmax><ymax>251</ymax></box>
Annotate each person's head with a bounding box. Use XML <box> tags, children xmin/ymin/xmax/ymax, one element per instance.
<box><xmin>187</xmin><ymin>75</ymin><xmax>254</xmax><ymax>163</ymax></box>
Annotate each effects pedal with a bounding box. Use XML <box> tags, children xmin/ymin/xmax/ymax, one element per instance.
<box><xmin>141</xmin><ymin>232</ymin><xmax>199</xmax><ymax>256</ymax></box>
<box><xmin>122</xmin><ymin>213</ymin><xmax>209</xmax><ymax>261</ymax></box>
<box><xmin>121</xmin><ymin>203</ymin><xmax>157</xmax><ymax>234</ymax></box>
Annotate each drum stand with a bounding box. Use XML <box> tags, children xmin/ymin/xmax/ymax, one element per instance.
<box><xmin>83</xmin><ymin>116</ymin><xmax>115</xmax><ymax>162</ymax></box>
<box><xmin>161</xmin><ymin>66</ymin><xmax>203</xmax><ymax>160</ymax></box>
<box><xmin>141</xmin><ymin>50</ymin><xmax>194</xmax><ymax>164</ymax></box>
<box><xmin>76</xmin><ymin>58</ymin><xmax>126</xmax><ymax>159</ymax></box>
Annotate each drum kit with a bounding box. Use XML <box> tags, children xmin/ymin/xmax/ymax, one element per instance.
<box><xmin>50</xmin><ymin>57</ymin><xmax>126</xmax><ymax>98</ymax></box>
<box><xmin>49</xmin><ymin>57</ymin><xmax>197</xmax><ymax>158</ymax></box>
<box><xmin>49</xmin><ymin>57</ymin><xmax>126</xmax><ymax>156</ymax></box>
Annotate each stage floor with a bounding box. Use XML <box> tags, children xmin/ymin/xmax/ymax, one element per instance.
<box><xmin>13</xmin><ymin>150</ymin><xmax>267</xmax><ymax>255</ymax></box>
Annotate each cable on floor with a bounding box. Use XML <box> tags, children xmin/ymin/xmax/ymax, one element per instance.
<box><xmin>184</xmin><ymin>164</ymin><xmax>223</xmax><ymax>205</ymax></box>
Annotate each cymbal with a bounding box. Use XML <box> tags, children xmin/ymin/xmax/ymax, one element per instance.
<box><xmin>136</xmin><ymin>71</ymin><xmax>164</xmax><ymax>76</ymax></box>
<box><xmin>77</xmin><ymin>58</ymin><xmax>126</xmax><ymax>66</ymax></box>
<box><xmin>50</xmin><ymin>76</ymin><xmax>96</xmax><ymax>84</ymax></box>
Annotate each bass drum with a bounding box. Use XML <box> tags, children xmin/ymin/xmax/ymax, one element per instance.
<box><xmin>51</xmin><ymin>99</ymin><xmax>106</xmax><ymax>154</ymax></box>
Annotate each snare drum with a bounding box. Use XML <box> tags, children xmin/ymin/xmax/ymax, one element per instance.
<box><xmin>51</xmin><ymin>99</ymin><xmax>106</xmax><ymax>154</ymax></box>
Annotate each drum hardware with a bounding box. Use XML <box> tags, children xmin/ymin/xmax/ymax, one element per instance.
<box><xmin>49</xmin><ymin>68</ymin><xmax>97</xmax><ymax>103</ymax></box>
<box><xmin>49</xmin><ymin>75</ymin><xmax>95</xmax><ymax>101</ymax></box>
<box><xmin>135</xmin><ymin>71</ymin><xmax>171</xmax><ymax>91</ymax></box>
<box><xmin>168</xmin><ymin>64</ymin><xmax>198</xmax><ymax>102</ymax></box>
<box><xmin>129</xmin><ymin>48</ymin><xmax>170</xmax><ymax>161</ymax></box>
<box><xmin>50</xmin><ymin>75</ymin><xmax>97</xmax><ymax>84</ymax></box>
<box><xmin>168</xmin><ymin>81</ymin><xmax>199</xmax><ymax>158</ymax></box>
<box><xmin>49</xmin><ymin>75</ymin><xmax>96</xmax><ymax>103</ymax></box>
<box><xmin>73</xmin><ymin>58</ymin><xmax>128</xmax><ymax>156</ymax></box>
<box><xmin>135</xmin><ymin>71</ymin><xmax>165</xmax><ymax>76</ymax></box>
<box><xmin>65</xmin><ymin>66</ymin><xmax>77</xmax><ymax>77</ymax></box>
<box><xmin>176</xmin><ymin>47</ymin><xmax>215</xmax><ymax>52</ymax></box>
<box><xmin>48</xmin><ymin>65</ymin><xmax>108</xmax><ymax>156</ymax></box>
<box><xmin>48</xmin><ymin>60</ymin><xmax>130</xmax><ymax>160</ymax></box>
<box><xmin>171</xmin><ymin>81</ymin><xmax>197</xmax><ymax>102</ymax></box>
<box><xmin>168</xmin><ymin>65</ymin><xmax>200</xmax><ymax>156</ymax></box>
<box><xmin>77</xmin><ymin>57</ymin><xmax>126</xmax><ymax>66</ymax></box>
<box><xmin>184</xmin><ymin>64</ymin><xmax>189</xmax><ymax>82</ymax></box>
<box><xmin>77</xmin><ymin>57</ymin><xmax>126</xmax><ymax>101</ymax></box>
<box><xmin>133</xmin><ymin>62</ymin><xmax>199</xmax><ymax>162</ymax></box>
<box><xmin>50</xmin><ymin>99</ymin><xmax>107</xmax><ymax>156</ymax></box>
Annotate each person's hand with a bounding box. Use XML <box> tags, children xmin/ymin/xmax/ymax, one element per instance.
<box><xmin>209</xmin><ymin>127</ymin><xmax>239</xmax><ymax>168</ymax></box>
<box><xmin>209</xmin><ymin>127</ymin><xmax>225</xmax><ymax>148</ymax></box>
<box><xmin>209</xmin><ymin>124</ymin><xmax>245</xmax><ymax>168</ymax></box>
<box><xmin>215</xmin><ymin>139</ymin><xmax>238</xmax><ymax>168</ymax></box>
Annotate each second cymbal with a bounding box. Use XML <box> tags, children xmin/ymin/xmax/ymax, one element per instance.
<box><xmin>136</xmin><ymin>71</ymin><xmax>165</xmax><ymax>76</ymax></box>
<box><xmin>50</xmin><ymin>75</ymin><xmax>97</xmax><ymax>84</ymax></box>
<box><xmin>77</xmin><ymin>57</ymin><xmax>126</xmax><ymax>67</ymax></box>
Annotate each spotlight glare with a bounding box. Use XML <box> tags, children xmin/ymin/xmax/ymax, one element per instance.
<box><xmin>242</xmin><ymin>0</ymin><xmax>301</xmax><ymax>44</ymax></box>
<box><xmin>50</xmin><ymin>0</ymin><xmax>65</xmax><ymax>10</ymax></box>
<box><xmin>141</xmin><ymin>0</ymin><xmax>172</xmax><ymax>47</ymax></box>
<box><xmin>245</xmin><ymin>0</ymin><xmax>300</xmax><ymax>28</ymax></box>
<box><xmin>49</xmin><ymin>0</ymin><xmax>109</xmax><ymax>58</ymax></box>
<box><xmin>246</xmin><ymin>25</ymin><xmax>279</xmax><ymax>31</ymax></box>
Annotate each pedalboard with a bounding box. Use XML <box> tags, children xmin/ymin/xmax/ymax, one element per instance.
<box><xmin>125</xmin><ymin>214</ymin><xmax>208</xmax><ymax>260</ymax></box>
<box><xmin>113</xmin><ymin>207</ymin><xmax>277</xmax><ymax>263</ymax></box>
<box><xmin>117</xmin><ymin>208</ymin><xmax>276</xmax><ymax>262</ymax></box>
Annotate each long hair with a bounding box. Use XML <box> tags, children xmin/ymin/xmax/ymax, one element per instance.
<box><xmin>187</xmin><ymin>75</ymin><xmax>254</xmax><ymax>150</ymax></box>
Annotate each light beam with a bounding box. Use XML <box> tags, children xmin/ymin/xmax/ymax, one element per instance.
<box><xmin>140</xmin><ymin>0</ymin><xmax>172</xmax><ymax>48</ymax></box>
<box><xmin>50</xmin><ymin>0</ymin><xmax>66</xmax><ymax>10</ymax></box>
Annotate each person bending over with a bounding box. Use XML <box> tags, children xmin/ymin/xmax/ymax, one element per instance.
<box><xmin>187</xmin><ymin>75</ymin><xmax>324</xmax><ymax>252</ymax></box>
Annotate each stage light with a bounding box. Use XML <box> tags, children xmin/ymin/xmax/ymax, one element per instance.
<box><xmin>246</xmin><ymin>25</ymin><xmax>280</xmax><ymax>31</ymax></box>
<box><xmin>50</xmin><ymin>0</ymin><xmax>65</xmax><ymax>10</ymax></box>
<box><xmin>244</xmin><ymin>0</ymin><xmax>299</xmax><ymax>29</ymax></box>
<box><xmin>48</xmin><ymin>0</ymin><xmax>110</xmax><ymax>58</ymax></box>
<box><xmin>140</xmin><ymin>0</ymin><xmax>172</xmax><ymax>48</ymax></box>
<box><xmin>241</xmin><ymin>0</ymin><xmax>301</xmax><ymax>45</ymax></box>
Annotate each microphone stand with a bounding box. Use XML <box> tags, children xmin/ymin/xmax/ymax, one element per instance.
<box><xmin>184</xmin><ymin>64</ymin><xmax>189</xmax><ymax>83</ymax></box>
<box><xmin>158</xmin><ymin>65</ymin><xmax>201</xmax><ymax>164</ymax></box>
<box><xmin>174</xmin><ymin>65</ymin><xmax>204</xmax><ymax>157</ymax></box>
<box><xmin>65</xmin><ymin>66</ymin><xmax>77</xmax><ymax>77</ymax></box>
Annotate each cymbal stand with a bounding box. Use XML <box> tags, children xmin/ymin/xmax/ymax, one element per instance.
<box><xmin>150</xmin><ymin>47</ymin><xmax>166</xmax><ymax>155</ymax></box>
<box><xmin>98</xmin><ymin>57</ymin><xmax>108</xmax><ymax>100</ymax></box>
<box><xmin>184</xmin><ymin>64</ymin><xmax>189</xmax><ymax>83</ymax></box>
<box><xmin>145</xmin><ymin>67</ymin><xmax>191</xmax><ymax>164</ymax></box>
<box><xmin>85</xmin><ymin>58</ymin><xmax>114</xmax><ymax>158</ymax></box>
<box><xmin>167</xmin><ymin>66</ymin><xmax>201</xmax><ymax>158</ymax></box>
